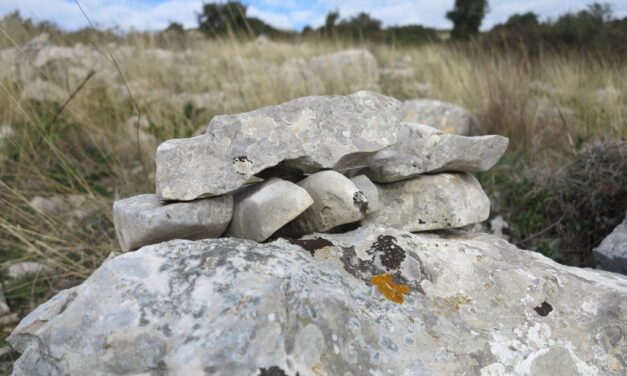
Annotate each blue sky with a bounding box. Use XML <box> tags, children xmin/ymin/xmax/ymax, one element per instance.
<box><xmin>2</xmin><ymin>0</ymin><xmax>626</xmax><ymax>31</ymax></box>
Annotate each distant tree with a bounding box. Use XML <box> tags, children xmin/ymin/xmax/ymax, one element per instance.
<box><xmin>324</xmin><ymin>10</ymin><xmax>340</xmax><ymax>36</ymax></box>
<box><xmin>446</xmin><ymin>0</ymin><xmax>489</xmax><ymax>39</ymax></box>
<box><xmin>336</xmin><ymin>12</ymin><xmax>382</xmax><ymax>40</ymax></box>
<box><xmin>503</xmin><ymin>12</ymin><xmax>539</xmax><ymax>30</ymax></box>
<box><xmin>385</xmin><ymin>25</ymin><xmax>438</xmax><ymax>45</ymax></box>
<box><xmin>197</xmin><ymin>1</ymin><xmax>248</xmax><ymax>36</ymax></box>
<box><xmin>196</xmin><ymin>1</ymin><xmax>281</xmax><ymax>37</ymax></box>
<box><xmin>586</xmin><ymin>2</ymin><xmax>614</xmax><ymax>23</ymax></box>
<box><xmin>164</xmin><ymin>22</ymin><xmax>185</xmax><ymax>33</ymax></box>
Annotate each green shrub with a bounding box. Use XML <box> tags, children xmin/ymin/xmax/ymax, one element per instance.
<box><xmin>481</xmin><ymin>141</ymin><xmax>627</xmax><ymax>266</ymax></box>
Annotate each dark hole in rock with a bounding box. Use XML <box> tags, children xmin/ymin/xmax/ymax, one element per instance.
<box><xmin>533</xmin><ymin>301</ymin><xmax>553</xmax><ymax>316</ymax></box>
<box><xmin>288</xmin><ymin>237</ymin><xmax>334</xmax><ymax>256</ymax></box>
<box><xmin>327</xmin><ymin>221</ymin><xmax>361</xmax><ymax>234</ymax></box>
<box><xmin>256</xmin><ymin>161</ymin><xmax>306</xmax><ymax>182</ymax></box>
<box><xmin>233</xmin><ymin>156</ymin><xmax>252</xmax><ymax>163</ymax></box>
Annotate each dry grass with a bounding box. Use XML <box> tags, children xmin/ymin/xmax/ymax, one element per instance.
<box><xmin>0</xmin><ymin>17</ymin><xmax>626</xmax><ymax>362</ymax></box>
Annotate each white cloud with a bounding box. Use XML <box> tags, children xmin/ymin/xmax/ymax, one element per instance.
<box><xmin>248</xmin><ymin>6</ymin><xmax>292</xmax><ymax>29</ymax></box>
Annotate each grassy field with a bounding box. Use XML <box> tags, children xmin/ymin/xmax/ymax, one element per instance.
<box><xmin>0</xmin><ymin>18</ymin><xmax>626</xmax><ymax>367</ymax></box>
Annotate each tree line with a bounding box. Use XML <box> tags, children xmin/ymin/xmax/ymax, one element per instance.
<box><xmin>187</xmin><ymin>0</ymin><xmax>626</xmax><ymax>54</ymax></box>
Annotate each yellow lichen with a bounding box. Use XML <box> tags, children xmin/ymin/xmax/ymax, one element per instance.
<box><xmin>371</xmin><ymin>274</ymin><xmax>410</xmax><ymax>304</ymax></box>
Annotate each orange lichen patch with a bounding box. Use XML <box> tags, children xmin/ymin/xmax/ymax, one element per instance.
<box><xmin>371</xmin><ymin>274</ymin><xmax>410</xmax><ymax>304</ymax></box>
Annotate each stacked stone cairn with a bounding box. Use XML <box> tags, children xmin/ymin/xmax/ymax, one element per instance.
<box><xmin>113</xmin><ymin>91</ymin><xmax>508</xmax><ymax>250</ymax></box>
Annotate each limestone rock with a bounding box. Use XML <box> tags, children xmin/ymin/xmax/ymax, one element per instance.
<box><xmin>364</xmin><ymin>122</ymin><xmax>508</xmax><ymax>182</ymax></box>
<box><xmin>225</xmin><ymin>178</ymin><xmax>313</xmax><ymax>242</ymax></box>
<box><xmin>112</xmin><ymin>194</ymin><xmax>232</xmax><ymax>252</ymax></box>
<box><xmin>593</xmin><ymin>213</ymin><xmax>627</xmax><ymax>274</ymax></box>
<box><xmin>22</xmin><ymin>78</ymin><xmax>66</xmax><ymax>102</ymax></box>
<box><xmin>349</xmin><ymin>175</ymin><xmax>379</xmax><ymax>214</ymax></box>
<box><xmin>0</xmin><ymin>125</ymin><xmax>15</xmax><ymax>150</ymax></box>
<box><xmin>282</xmin><ymin>171</ymin><xmax>367</xmax><ymax>236</ymax></box>
<box><xmin>308</xmin><ymin>49</ymin><xmax>379</xmax><ymax>92</ymax></box>
<box><xmin>6</xmin><ymin>262</ymin><xmax>48</xmax><ymax>279</ymax></box>
<box><xmin>8</xmin><ymin>225</ymin><xmax>627</xmax><ymax>375</ymax></box>
<box><xmin>594</xmin><ymin>87</ymin><xmax>621</xmax><ymax>104</ymax></box>
<box><xmin>0</xmin><ymin>283</ymin><xmax>9</xmax><ymax>315</ymax></box>
<box><xmin>363</xmin><ymin>172</ymin><xmax>490</xmax><ymax>231</ymax></box>
<box><xmin>402</xmin><ymin>99</ymin><xmax>478</xmax><ymax>135</ymax></box>
<box><xmin>489</xmin><ymin>215</ymin><xmax>511</xmax><ymax>241</ymax></box>
<box><xmin>156</xmin><ymin>91</ymin><xmax>402</xmax><ymax>200</ymax></box>
<box><xmin>29</xmin><ymin>194</ymin><xmax>101</xmax><ymax>225</ymax></box>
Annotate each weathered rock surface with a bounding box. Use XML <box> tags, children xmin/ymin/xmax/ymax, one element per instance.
<box><xmin>364</xmin><ymin>122</ymin><xmax>509</xmax><ymax>182</ymax></box>
<box><xmin>8</xmin><ymin>225</ymin><xmax>627</xmax><ymax>375</ymax></box>
<box><xmin>225</xmin><ymin>178</ymin><xmax>313</xmax><ymax>242</ymax></box>
<box><xmin>156</xmin><ymin>91</ymin><xmax>402</xmax><ymax>200</ymax></box>
<box><xmin>282</xmin><ymin>171</ymin><xmax>367</xmax><ymax>236</ymax></box>
<box><xmin>113</xmin><ymin>194</ymin><xmax>232</xmax><ymax>252</ymax></box>
<box><xmin>350</xmin><ymin>175</ymin><xmax>379</xmax><ymax>214</ymax></box>
<box><xmin>402</xmin><ymin>99</ymin><xmax>478</xmax><ymax>135</ymax></box>
<box><xmin>363</xmin><ymin>172</ymin><xmax>490</xmax><ymax>231</ymax></box>
<box><xmin>593</xmin><ymin>213</ymin><xmax>627</xmax><ymax>274</ymax></box>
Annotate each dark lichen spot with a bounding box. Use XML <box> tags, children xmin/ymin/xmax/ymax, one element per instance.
<box><xmin>258</xmin><ymin>366</ymin><xmax>289</xmax><ymax>376</ymax></box>
<box><xmin>533</xmin><ymin>301</ymin><xmax>553</xmax><ymax>316</ymax></box>
<box><xmin>353</xmin><ymin>191</ymin><xmax>368</xmax><ymax>215</ymax></box>
<box><xmin>417</xmin><ymin>218</ymin><xmax>426</xmax><ymax>225</ymax></box>
<box><xmin>233</xmin><ymin>156</ymin><xmax>252</xmax><ymax>163</ymax></box>
<box><xmin>289</xmin><ymin>237</ymin><xmax>334</xmax><ymax>256</ymax></box>
<box><xmin>370</xmin><ymin>235</ymin><xmax>406</xmax><ymax>270</ymax></box>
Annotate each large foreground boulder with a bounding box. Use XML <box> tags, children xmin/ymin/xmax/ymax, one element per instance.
<box><xmin>363</xmin><ymin>172</ymin><xmax>490</xmax><ymax>231</ymax></box>
<box><xmin>8</xmin><ymin>225</ymin><xmax>626</xmax><ymax>375</ymax></box>
<box><xmin>364</xmin><ymin>122</ymin><xmax>509</xmax><ymax>183</ymax></box>
<box><xmin>156</xmin><ymin>91</ymin><xmax>402</xmax><ymax>200</ymax></box>
<box><xmin>593</xmin><ymin>213</ymin><xmax>627</xmax><ymax>274</ymax></box>
<box><xmin>402</xmin><ymin>99</ymin><xmax>478</xmax><ymax>135</ymax></box>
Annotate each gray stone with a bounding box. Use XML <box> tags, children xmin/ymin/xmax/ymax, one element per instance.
<box><xmin>308</xmin><ymin>49</ymin><xmax>379</xmax><ymax>92</ymax></box>
<box><xmin>350</xmin><ymin>175</ymin><xmax>379</xmax><ymax>214</ymax></box>
<box><xmin>594</xmin><ymin>87</ymin><xmax>621</xmax><ymax>104</ymax></box>
<box><xmin>363</xmin><ymin>172</ymin><xmax>490</xmax><ymax>231</ymax></box>
<box><xmin>8</xmin><ymin>225</ymin><xmax>627</xmax><ymax>375</ymax></box>
<box><xmin>29</xmin><ymin>194</ymin><xmax>103</xmax><ymax>227</ymax></box>
<box><xmin>0</xmin><ymin>125</ymin><xmax>15</xmax><ymax>150</ymax></box>
<box><xmin>489</xmin><ymin>215</ymin><xmax>511</xmax><ymax>241</ymax></box>
<box><xmin>22</xmin><ymin>78</ymin><xmax>66</xmax><ymax>102</ymax></box>
<box><xmin>6</xmin><ymin>262</ymin><xmax>48</xmax><ymax>279</ymax></box>
<box><xmin>112</xmin><ymin>194</ymin><xmax>232</xmax><ymax>252</ymax></box>
<box><xmin>156</xmin><ymin>91</ymin><xmax>402</xmax><ymax>200</ymax></box>
<box><xmin>0</xmin><ymin>283</ymin><xmax>9</xmax><ymax>315</ymax></box>
<box><xmin>402</xmin><ymin>99</ymin><xmax>478</xmax><ymax>135</ymax></box>
<box><xmin>225</xmin><ymin>178</ymin><xmax>313</xmax><ymax>242</ymax></box>
<box><xmin>282</xmin><ymin>171</ymin><xmax>367</xmax><ymax>236</ymax></box>
<box><xmin>593</xmin><ymin>213</ymin><xmax>627</xmax><ymax>274</ymax></box>
<box><xmin>364</xmin><ymin>122</ymin><xmax>508</xmax><ymax>182</ymax></box>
